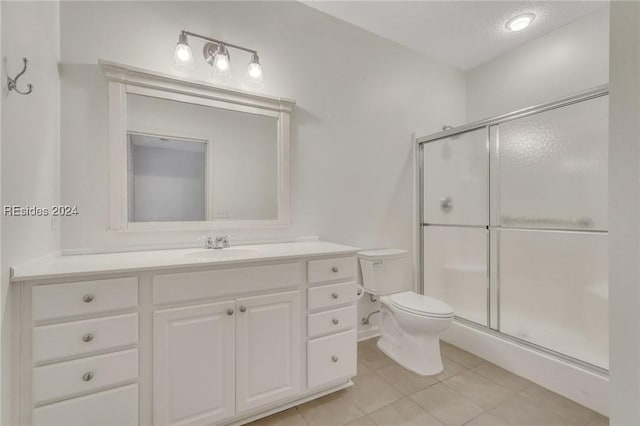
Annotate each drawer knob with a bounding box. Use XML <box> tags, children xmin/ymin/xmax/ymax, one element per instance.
<box><xmin>226</xmin><ymin>308</ymin><xmax>234</xmax><ymax>316</ymax></box>
<box><xmin>331</xmin><ymin>266</ymin><xmax>339</xmax><ymax>273</ymax></box>
<box><xmin>82</xmin><ymin>333</ymin><xmax>94</xmax><ymax>343</ymax></box>
<box><xmin>82</xmin><ymin>372</ymin><xmax>94</xmax><ymax>382</ymax></box>
<box><xmin>332</xmin><ymin>318</ymin><xmax>339</xmax><ymax>325</ymax></box>
<box><xmin>239</xmin><ymin>306</ymin><xmax>247</xmax><ymax>313</ymax></box>
<box><xmin>82</xmin><ymin>294</ymin><xmax>94</xmax><ymax>303</ymax></box>
<box><xmin>331</xmin><ymin>293</ymin><xmax>339</xmax><ymax>299</ymax></box>
<box><xmin>331</xmin><ymin>356</ymin><xmax>339</xmax><ymax>363</ymax></box>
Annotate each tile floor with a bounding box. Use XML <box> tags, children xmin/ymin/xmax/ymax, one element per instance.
<box><xmin>248</xmin><ymin>339</ymin><xmax>609</xmax><ymax>426</ymax></box>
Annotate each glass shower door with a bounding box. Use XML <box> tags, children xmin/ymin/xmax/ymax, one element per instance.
<box><xmin>497</xmin><ymin>230</ymin><xmax>608</xmax><ymax>368</ymax></box>
<box><xmin>494</xmin><ymin>95</ymin><xmax>609</xmax><ymax>369</ymax></box>
<box><xmin>422</xmin><ymin>128</ymin><xmax>489</xmax><ymax>326</ymax></box>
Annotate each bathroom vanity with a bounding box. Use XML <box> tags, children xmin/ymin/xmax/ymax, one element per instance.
<box><xmin>10</xmin><ymin>241</ymin><xmax>360</xmax><ymax>426</ymax></box>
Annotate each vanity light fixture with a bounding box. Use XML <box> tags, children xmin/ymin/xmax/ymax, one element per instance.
<box><xmin>505</xmin><ymin>13</ymin><xmax>535</xmax><ymax>32</ymax></box>
<box><xmin>174</xmin><ymin>30</ymin><xmax>263</xmax><ymax>87</ymax></box>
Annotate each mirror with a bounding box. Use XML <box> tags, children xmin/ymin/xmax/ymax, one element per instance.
<box><xmin>126</xmin><ymin>94</ymin><xmax>278</xmax><ymax>222</ymax></box>
<box><xmin>101</xmin><ymin>60</ymin><xmax>294</xmax><ymax>231</ymax></box>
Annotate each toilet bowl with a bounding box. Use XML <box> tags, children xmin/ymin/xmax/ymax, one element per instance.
<box><xmin>378</xmin><ymin>291</ymin><xmax>453</xmax><ymax>375</ymax></box>
<box><xmin>358</xmin><ymin>249</ymin><xmax>454</xmax><ymax>376</ymax></box>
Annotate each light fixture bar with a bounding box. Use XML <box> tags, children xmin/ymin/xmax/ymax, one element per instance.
<box><xmin>180</xmin><ymin>30</ymin><xmax>257</xmax><ymax>55</ymax></box>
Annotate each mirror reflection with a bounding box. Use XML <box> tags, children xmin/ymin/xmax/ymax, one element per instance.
<box><xmin>126</xmin><ymin>93</ymin><xmax>279</xmax><ymax>222</ymax></box>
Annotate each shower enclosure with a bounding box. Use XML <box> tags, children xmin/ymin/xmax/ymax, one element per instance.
<box><xmin>417</xmin><ymin>86</ymin><xmax>609</xmax><ymax>372</ymax></box>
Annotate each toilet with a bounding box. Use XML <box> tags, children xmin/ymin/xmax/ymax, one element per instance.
<box><xmin>358</xmin><ymin>248</ymin><xmax>454</xmax><ymax>376</ymax></box>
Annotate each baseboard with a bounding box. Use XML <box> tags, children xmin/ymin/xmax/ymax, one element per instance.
<box><xmin>230</xmin><ymin>379</ymin><xmax>353</xmax><ymax>425</ymax></box>
<box><xmin>442</xmin><ymin>321</ymin><xmax>608</xmax><ymax>416</ymax></box>
<box><xmin>357</xmin><ymin>327</ymin><xmax>380</xmax><ymax>342</ymax></box>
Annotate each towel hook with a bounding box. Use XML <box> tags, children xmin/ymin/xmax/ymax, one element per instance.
<box><xmin>7</xmin><ymin>58</ymin><xmax>33</xmax><ymax>95</ymax></box>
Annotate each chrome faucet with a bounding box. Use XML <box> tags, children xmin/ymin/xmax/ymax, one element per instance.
<box><xmin>203</xmin><ymin>236</ymin><xmax>231</xmax><ymax>249</ymax></box>
<box><xmin>203</xmin><ymin>237</ymin><xmax>215</xmax><ymax>249</ymax></box>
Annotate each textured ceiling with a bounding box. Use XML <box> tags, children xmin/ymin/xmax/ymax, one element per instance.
<box><xmin>304</xmin><ymin>1</ymin><xmax>608</xmax><ymax>70</ymax></box>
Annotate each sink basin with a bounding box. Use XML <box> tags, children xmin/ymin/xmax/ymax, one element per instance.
<box><xmin>184</xmin><ymin>247</ymin><xmax>260</xmax><ymax>260</ymax></box>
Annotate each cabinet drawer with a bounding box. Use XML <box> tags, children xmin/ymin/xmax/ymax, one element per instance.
<box><xmin>307</xmin><ymin>282</ymin><xmax>357</xmax><ymax>311</ymax></box>
<box><xmin>307</xmin><ymin>305</ymin><xmax>356</xmax><ymax>339</ymax></box>
<box><xmin>33</xmin><ymin>277</ymin><xmax>138</xmax><ymax>322</ymax></box>
<box><xmin>33</xmin><ymin>349</ymin><xmax>138</xmax><ymax>404</ymax></box>
<box><xmin>33</xmin><ymin>313</ymin><xmax>138</xmax><ymax>364</ymax></box>
<box><xmin>308</xmin><ymin>257</ymin><xmax>357</xmax><ymax>284</ymax></box>
<box><xmin>307</xmin><ymin>330</ymin><xmax>357</xmax><ymax>389</ymax></box>
<box><xmin>33</xmin><ymin>384</ymin><xmax>138</xmax><ymax>426</ymax></box>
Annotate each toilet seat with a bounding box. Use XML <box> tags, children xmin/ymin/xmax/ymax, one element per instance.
<box><xmin>389</xmin><ymin>291</ymin><xmax>454</xmax><ymax>318</ymax></box>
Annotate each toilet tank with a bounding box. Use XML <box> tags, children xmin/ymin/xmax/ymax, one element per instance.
<box><xmin>358</xmin><ymin>249</ymin><xmax>412</xmax><ymax>295</ymax></box>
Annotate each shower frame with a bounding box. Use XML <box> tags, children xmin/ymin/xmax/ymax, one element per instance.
<box><xmin>416</xmin><ymin>84</ymin><xmax>609</xmax><ymax>376</ymax></box>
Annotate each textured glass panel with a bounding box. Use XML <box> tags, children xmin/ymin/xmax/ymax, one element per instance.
<box><xmin>423</xmin><ymin>128</ymin><xmax>489</xmax><ymax>226</ymax></box>
<box><xmin>497</xmin><ymin>96</ymin><xmax>608</xmax><ymax>231</ymax></box>
<box><xmin>424</xmin><ymin>226</ymin><xmax>488</xmax><ymax>326</ymax></box>
<box><xmin>498</xmin><ymin>230</ymin><xmax>608</xmax><ymax>369</ymax></box>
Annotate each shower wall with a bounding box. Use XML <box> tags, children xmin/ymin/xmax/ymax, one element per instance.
<box><xmin>421</xmin><ymin>91</ymin><xmax>609</xmax><ymax>370</ymax></box>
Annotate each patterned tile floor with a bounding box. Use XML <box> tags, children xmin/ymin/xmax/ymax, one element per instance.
<box><xmin>248</xmin><ymin>339</ymin><xmax>609</xmax><ymax>426</ymax></box>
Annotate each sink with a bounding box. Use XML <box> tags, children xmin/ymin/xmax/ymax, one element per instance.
<box><xmin>184</xmin><ymin>247</ymin><xmax>260</xmax><ymax>260</ymax></box>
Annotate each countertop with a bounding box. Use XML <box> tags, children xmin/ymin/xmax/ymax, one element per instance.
<box><xmin>11</xmin><ymin>241</ymin><xmax>361</xmax><ymax>282</ymax></box>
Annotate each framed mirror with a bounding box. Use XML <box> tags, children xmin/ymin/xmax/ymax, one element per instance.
<box><xmin>100</xmin><ymin>60</ymin><xmax>294</xmax><ymax>231</ymax></box>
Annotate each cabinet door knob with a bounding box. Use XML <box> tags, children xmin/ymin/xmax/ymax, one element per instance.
<box><xmin>331</xmin><ymin>356</ymin><xmax>339</xmax><ymax>363</ymax></box>
<box><xmin>332</xmin><ymin>318</ymin><xmax>339</xmax><ymax>325</ymax></box>
<box><xmin>226</xmin><ymin>308</ymin><xmax>234</xmax><ymax>316</ymax></box>
<box><xmin>82</xmin><ymin>294</ymin><xmax>94</xmax><ymax>303</ymax></box>
<box><xmin>239</xmin><ymin>306</ymin><xmax>247</xmax><ymax>313</ymax></box>
<box><xmin>331</xmin><ymin>293</ymin><xmax>339</xmax><ymax>299</ymax></box>
<box><xmin>82</xmin><ymin>333</ymin><xmax>94</xmax><ymax>343</ymax></box>
<box><xmin>331</xmin><ymin>266</ymin><xmax>339</xmax><ymax>273</ymax></box>
<box><xmin>82</xmin><ymin>372</ymin><xmax>94</xmax><ymax>382</ymax></box>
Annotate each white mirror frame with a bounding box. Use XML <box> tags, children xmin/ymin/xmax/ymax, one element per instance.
<box><xmin>99</xmin><ymin>60</ymin><xmax>295</xmax><ymax>232</ymax></box>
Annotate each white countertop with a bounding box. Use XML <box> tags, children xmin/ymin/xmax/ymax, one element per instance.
<box><xmin>11</xmin><ymin>241</ymin><xmax>360</xmax><ymax>282</ymax></box>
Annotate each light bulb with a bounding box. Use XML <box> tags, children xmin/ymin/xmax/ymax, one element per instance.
<box><xmin>215</xmin><ymin>55</ymin><xmax>230</xmax><ymax>71</ymax></box>
<box><xmin>212</xmin><ymin>43</ymin><xmax>231</xmax><ymax>78</ymax></box>
<box><xmin>174</xmin><ymin>33</ymin><xmax>193</xmax><ymax>68</ymax></box>
<box><xmin>506</xmin><ymin>13</ymin><xmax>535</xmax><ymax>32</ymax></box>
<box><xmin>246</xmin><ymin>52</ymin><xmax>263</xmax><ymax>88</ymax></box>
<box><xmin>248</xmin><ymin>62</ymin><xmax>262</xmax><ymax>79</ymax></box>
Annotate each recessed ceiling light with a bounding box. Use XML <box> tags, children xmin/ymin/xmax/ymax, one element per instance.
<box><xmin>506</xmin><ymin>13</ymin><xmax>536</xmax><ymax>32</ymax></box>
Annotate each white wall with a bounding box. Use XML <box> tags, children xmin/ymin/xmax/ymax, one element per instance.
<box><xmin>59</xmin><ymin>1</ymin><xmax>465</xmax><ymax>254</ymax></box>
<box><xmin>608</xmin><ymin>2</ymin><xmax>640</xmax><ymax>424</ymax></box>
<box><xmin>466</xmin><ymin>7</ymin><xmax>609</xmax><ymax>122</ymax></box>
<box><xmin>0</xmin><ymin>1</ymin><xmax>60</xmax><ymax>424</ymax></box>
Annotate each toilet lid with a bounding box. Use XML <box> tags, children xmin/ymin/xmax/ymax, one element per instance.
<box><xmin>390</xmin><ymin>291</ymin><xmax>454</xmax><ymax>318</ymax></box>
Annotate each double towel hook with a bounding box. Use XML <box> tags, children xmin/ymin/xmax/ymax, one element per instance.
<box><xmin>7</xmin><ymin>58</ymin><xmax>33</xmax><ymax>96</ymax></box>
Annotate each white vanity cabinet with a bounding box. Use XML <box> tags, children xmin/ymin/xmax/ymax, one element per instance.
<box><xmin>305</xmin><ymin>257</ymin><xmax>358</xmax><ymax>390</ymax></box>
<box><xmin>11</xmin><ymin>242</ymin><xmax>359</xmax><ymax>426</ymax></box>
<box><xmin>25</xmin><ymin>277</ymin><xmax>140</xmax><ymax>426</ymax></box>
<box><xmin>153</xmin><ymin>301</ymin><xmax>236</xmax><ymax>426</ymax></box>
<box><xmin>153</xmin><ymin>291</ymin><xmax>301</xmax><ymax>425</ymax></box>
<box><xmin>235</xmin><ymin>291</ymin><xmax>300</xmax><ymax>413</ymax></box>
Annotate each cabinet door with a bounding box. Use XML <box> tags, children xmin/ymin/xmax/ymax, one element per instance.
<box><xmin>236</xmin><ymin>291</ymin><xmax>300</xmax><ymax>413</ymax></box>
<box><xmin>153</xmin><ymin>301</ymin><xmax>235</xmax><ymax>426</ymax></box>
